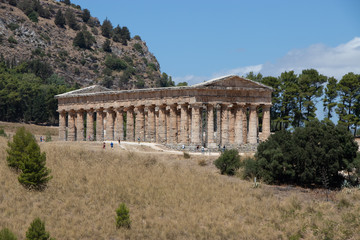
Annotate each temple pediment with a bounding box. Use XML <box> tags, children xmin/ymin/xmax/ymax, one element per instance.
<box><xmin>57</xmin><ymin>85</ymin><xmax>112</xmax><ymax>97</ymax></box>
<box><xmin>191</xmin><ymin>75</ymin><xmax>272</xmax><ymax>90</ymax></box>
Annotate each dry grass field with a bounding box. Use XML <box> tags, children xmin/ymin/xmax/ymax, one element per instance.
<box><xmin>1</xmin><ymin>124</ymin><xmax>360</xmax><ymax>239</ymax></box>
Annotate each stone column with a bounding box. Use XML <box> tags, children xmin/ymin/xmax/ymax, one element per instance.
<box><xmin>86</xmin><ymin>109</ymin><xmax>94</xmax><ymax>141</ymax></box>
<box><xmin>158</xmin><ymin>105</ymin><xmax>166</xmax><ymax>143</ymax></box>
<box><xmin>106</xmin><ymin>109</ymin><xmax>115</xmax><ymax>141</ymax></box>
<box><xmin>126</xmin><ymin>107</ymin><xmax>135</xmax><ymax>141</ymax></box>
<box><xmin>207</xmin><ymin>104</ymin><xmax>216</xmax><ymax>148</ymax></box>
<box><xmin>166</xmin><ymin>107</ymin><xmax>170</xmax><ymax>144</ymax></box>
<box><xmin>68</xmin><ymin>110</ymin><xmax>76</xmax><ymax>141</ymax></box>
<box><xmin>228</xmin><ymin>106</ymin><xmax>235</xmax><ymax>144</ymax></box>
<box><xmin>96</xmin><ymin>109</ymin><xmax>104</xmax><ymax>141</ymax></box>
<box><xmin>262</xmin><ymin>105</ymin><xmax>271</xmax><ymax>141</ymax></box>
<box><xmin>76</xmin><ymin>110</ymin><xmax>84</xmax><ymax>141</ymax></box>
<box><xmin>248</xmin><ymin>105</ymin><xmax>258</xmax><ymax>144</ymax></box>
<box><xmin>135</xmin><ymin>106</ymin><xmax>145</xmax><ymax>142</ymax></box>
<box><xmin>114</xmin><ymin>108</ymin><xmax>124</xmax><ymax>141</ymax></box>
<box><xmin>243</xmin><ymin>107</ymin><xmax>248</xmax><ymax>144</ymax></box>
<box><xmin>216</xmin><ymin>104</ymin><xmax>222</xmax><ymax>146</ymax></box>
<box><xmin>221</xmin><ymin>104</ymin><xmax>229</xmax><ymax>145</ymax></box>
<box><xmin>59</xmin><ymin>111</ymin><xmax>66</xmax><ymax>141</ymax></box>
<box><xmin>155</xmin><ymin>107</ymin><xmax>160</xmax><ymax>143</ymax></box>
<box><xmin>169</xmin><ymin>105</ymin><xmax>178</xmax><ymax>144</ymax></box>
<box><xmin>180</xmin><ymin>104</ymin><xmax>189</xmax><ymax>144</ymax></box>
<box><xmin>191</xmin><ymin>104</ymin><xmax>201</xmax><ymax>145</ymax></box>
<box><xmin>234</xmin><ymin>105</ymin><xmax>244</xmax><ymax>145</ymax></box>
<box><xmin>146</xmin><ymin>106</ymin><xmax>156</xmax><ymax>142</ymax></box>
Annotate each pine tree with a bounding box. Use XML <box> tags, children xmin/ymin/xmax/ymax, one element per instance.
<box><xmin>82</xmin><ymin>9</ymin><xmax>90</xmax><ymax>23</ymax></box>
<box><xmin>18</xmin><ymin>139</ymin><xmax>52</xmax><ymax>190</ymax></box>
<box><xmin>102</xmin><ymin>39</ymin><xmax>111</xmax><ymax>52</ymax></box>
<box><xmin>73</xmin><ymin>31</ymin><xmax>86</xmax><ymax>48</ymax></box>
<box><xmin>26</xmin><ymin>218</ymin><xmax>51</xmax><ymax>240</ymax></box>
<box><xmin>63</xmin><ymin>0</ymin><xmax>71</xmax><ymax>5</ymax></box>
<box><xmin>101</xmin><ymin>18</ymin><xmax>113</xmax><ymax>38</ymax></box>
<box><xmin>54</xmin><ymin>9</ymin><xmax>66</xmax><ymax>28</ymax></box>
<box><xmin>65</xmin><ymin>9</ymin><xmax>79</xmax><ymax>30</ymax></box>
<box><xmin>6</xmin><ymin>127</ymin><xmax>34</xmax><ymax>170</ymax></box>
<box><xmin>116</xmin><ymin>203</ymin><xmax>131</xmax><ymax>229</ymax></box>
<box><xmin>112</xmin><ymin>25</ymin><xmax>122</xmax><ymax>42</ymax></box>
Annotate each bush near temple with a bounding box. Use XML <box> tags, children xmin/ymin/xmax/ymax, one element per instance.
<box><xmin>248</xmin><ymin>120</ymin><xmax>358</xmax><ymax>188</ymax></box>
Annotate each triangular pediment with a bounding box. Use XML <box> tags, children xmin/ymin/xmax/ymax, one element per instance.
<box><xmin>191</xmin><ymin>75</ymin><xmax>272</xmax><ymax>90</ymax></box>
<box><xmin>55</xmin><ymin>85</ymin><xmax>112</xmax><ymax>98</ymax></box>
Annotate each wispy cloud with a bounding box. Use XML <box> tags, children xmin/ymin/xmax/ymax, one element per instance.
<box><xmin>174</xmin><ymin>37</ymin><xmax>360</xmax><ymax>85</ymax></box>
<box><xmin>260</xmin><ymin>37</ymin><xmax>360</xmax><ymax>79</ymax></box>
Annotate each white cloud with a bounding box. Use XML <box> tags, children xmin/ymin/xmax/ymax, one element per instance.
<box><xmin>174</xmin><ymin>37</ymin><xmax>360</xmax><ymax>86</ymax></box>
<box><xmin>260</xmin><ymin>37</ymin><xmax>360</xmax><ymax>79</ymax></box>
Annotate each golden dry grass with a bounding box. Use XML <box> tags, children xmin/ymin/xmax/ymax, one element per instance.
<box><xmin>1</xmin><ymin>125</ymin><xmax>360</xmax><ymax>239</ymax></box>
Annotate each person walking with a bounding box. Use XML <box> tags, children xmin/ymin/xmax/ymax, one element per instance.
<box><xmin>103</xmin><ymin>142</ymin><xmax>105</xmax><ymax>149</ymax></box>
<box><xmin>110</xmin><ymin>142</ymin><xmax>114</xmax><ymax>149</ymax></box>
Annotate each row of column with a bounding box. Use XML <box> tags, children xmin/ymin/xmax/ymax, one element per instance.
<box><xmin>59</xmin><ymin>103</ymin><xmax>271</xmax><ymax>146</ymax></box>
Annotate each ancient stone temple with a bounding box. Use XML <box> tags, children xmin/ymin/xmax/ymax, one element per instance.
<box><xmin>56</xmin><ymin>75</ymin><xmax>272</xmax><ymax>149</ymax></box>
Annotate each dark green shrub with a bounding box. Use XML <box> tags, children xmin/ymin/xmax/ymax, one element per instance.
<box><xmin>135</xmin><ymin>78</ymin><xmax>145</xmax><ymax>89</ymax></box>
<box><xmin>102</xmin><ymin>39</ymin><xmax>111</xmax><ymax>52</ymax></box>
<box><xmin>214</xmin><ymin>149</ymin><xmax>241</xmax><ymax>175</ymax></box>
<box><xmin>7</xmin><ymin>23</ymin><xmax>19</xmax><ymax>31</ymax></box>
<box><xmin>82</xmin><ymin>9</ymin><xmax>90</xmax><ymax>22</ymax></box>
<box><xmin>147</xmin><ymin>63</ymin><xmax>157</xmax><ymax>71</ymax></box>
<box><xmin>8</xmin><ymin>36</ymin><xmax>17</xmax><ymax>44</ymax></box>
<box><xmin>0</xmin><ymin>228</ymin><xmax>17</xmax><ymax>240</ymax></box>
<box><xmin>65</xmin><ymin>9</ymin><xmax>79</xmax><ymax>30</ymax></box>
<box><xmin>54</xmin><ymin>9</ymin><xmax>65</xmax><ymax>28</ymax></box>
<box><xmin>241</xmin><ymin>157</ymin><xmax>259</xmax><ymax>180</ymax></box>
<box><xmin>104</xmin><ymin>55</ymin><xmax>127</xmax><ymax>71</ymax></box>
<box><xmin>45</xmin><ymin>131</ymin><xmax>52</xmax><ymax>142</ymax></box>
<box><xmin>116</xmin><ymin>203</ymin><xmax>131</xmax><ymax>229</ymax></box>
<box><xmin>27</xmin><ymin>11</ymin><xmax>38</xmax><ymax>23</ymax></box>
<box><xmin>183</xmin><ymin>152</ymin><xmax>190</xmax><ymax>159</ymax></box>
<box><xmin>133</xmin><ymin>43</ymin><xmax>143</xmax><ymax>54</ymax></box>
<box><xmin>133</xmin><ymin>35</ymin><xmax>141</xmax><ymax>41</ymax></box>
<box><xmin>9</xmin><ymin>0</ymin><xmax>17</xmax><ymax>6</ymax></box>
<box><xmin>26</xmin><ymin>218</ymin><xmax>52</xmax><ymax>240</ymax></box>
<box><xmin>255</xmin><ymin>120</ymin><xmax>359</xmax><ymax>188</ymax></box>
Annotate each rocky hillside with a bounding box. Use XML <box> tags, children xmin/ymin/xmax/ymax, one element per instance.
<box><xmin>0</xmin><ymin>0</ymin><xmax>165</xmax><ymax>89</ymax></box>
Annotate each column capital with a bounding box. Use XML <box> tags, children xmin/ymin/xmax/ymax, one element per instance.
<box><xmin>190</xmin><ymin>103</ymin><xmax>202</xmax><ymax>109</ymax></box>
<box><xmin>134</xmin><ymin>105</ymin><xmax>145</xmax><ymax>112</ymax></box>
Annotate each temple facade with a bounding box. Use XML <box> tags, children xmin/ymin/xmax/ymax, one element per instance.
<box><xmin>55</xmin><ymin>75</ymin><xmax>272</xmax><ymax>148</ymax></box>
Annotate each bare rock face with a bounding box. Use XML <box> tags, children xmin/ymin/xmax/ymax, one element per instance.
<box><xmin>0</xmin><ymin>0</ymin><xmax>162</xmax><ymax>90</ymax></box>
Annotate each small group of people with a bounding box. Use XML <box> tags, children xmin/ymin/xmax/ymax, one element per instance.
<box><xmin>40</xmin><ymin>136</ymin><xmax>45</xmax><ymax>142</ymax></box>
<box><xmin>102</xmin><ymin>138</ymin><xmax>122</xmax><ymax>149</ymax></box>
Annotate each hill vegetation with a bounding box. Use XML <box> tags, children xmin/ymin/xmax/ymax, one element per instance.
<box><xmin>0</xmin><ymin>0</ymin><xmax>174</xmax><ymax>89</ymax></box>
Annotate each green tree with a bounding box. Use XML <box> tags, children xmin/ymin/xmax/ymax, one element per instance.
<box><xmin>336</xmin><ymin>72</ymin><xmax>360</xmax><ymax>134</ymax></box>
<box><xmin>54</xmin><ymin>9</ymin><xmax>66</xmax><ymax>28</ymax></box>
<box><xmin>0</xmin><ymin>228</ymin><xmax>17</xmax><ymax>240</ymax></box>
<box><xmin>245</xmin><ymin>71</ymin><xmax>263</xmax><ymax>82</ymax></box>
<box><xmin>104</xmin><ymin>55</ymin><xmax>127</xmax><ymax>71</ymax></box>
<box><xmin>101</xmin><ymin>18</ymin><xmax>113</xmax><ymax>38</ymax></box>
<box><xmin>254</xmin><ymin>120</ymin><xmax>358</xmax><ymax>187</ymax></box>
<box><xmin>63</xmin><ymin>0</ymin><xmax>71</xmax><ymax>5</ymax></box>
<box><xmin>65</xmin><ymin>9</ymin><xmax>79</xmax><ymax>30</ymax></box>
<box><xmin>112</xmin><ymin>25</ymin><xmax>122</xmax><ymax>42</ymax></box>
<box><xmin>116</xmin><ymin>203</ymin><xmax>131</xmax><ymax>229</ymax></box>
<box><xmin>18</xmin><ymin>139</ymin><xmax>52</xmax><ymax>190</ymax></box>
<box><xmin>82</xmin><ymin>9</ymin><xmax>91</xmax><ymax>23</ymax></box>
<box><xmin>26</xmin><ymin>218</ymin><xmax>52</xmax><ymax>240</ymax></box>
<box><xmin>27</xmin><ymin>11</ymin><xmax>38</xmax><ymax>23</ymax></box>
<box><xmin>297</xmin><ymin>69</ymin><xmax>327</xmax><ymax>125</ymax></box>
<box><xmin>157</xmin><ymin>72</ymin><xmax>174</xmax><ymax>87</ymax></box>
<box><xmin>278</xmin><ymin>71</ymin><xmax>298</xmax><ymax>129</ymax></box>
<box><xmin>73</xmin><ymin>30</ymin><xmax>95</xmax><ymax>49</ymax></box>
<box><xmin>6</xmin><ymin>127</ymin><xmax>34</xmax><ymax>170</ymax></box>
<box><xmin>102</xmin><ymin>39</ymin><xmax>111</xmax><ymax>52</ymax></box>
<box><xmin>177</xmin><ymin>82</ymin><xmax>188</xmax><ymax>86</ymax></box>
<box><xmin>214</xmin><ymin>149</ymin><xmax>241</xmax><ymax>175</ymax></box>
<box><xmin>323</xmin><ymin>76</ymin><xmax>338</xmax><ymax>120</ymax></box>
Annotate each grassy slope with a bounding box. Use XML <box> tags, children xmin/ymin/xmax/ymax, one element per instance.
<box><xmin>0</xmin><ymin>124</ymin><xmax>360</xmax><ymax>239</ymax></box>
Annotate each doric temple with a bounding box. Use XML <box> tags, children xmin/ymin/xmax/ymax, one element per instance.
<box><xmin>55</xmin><ymin>75</ymin><xmax>272</xmax><ymax>149</ymax></box>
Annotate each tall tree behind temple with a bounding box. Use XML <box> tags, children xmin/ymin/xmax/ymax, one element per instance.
<box><xmin>323</xmin><ymin>77</ymin><xmax>338</xmax><ymax>120</ymax></box>
<box><xmin>297</xmin><ymin>69</ymin><xmax>327</xmax><ymax>126</ymax></box>
<box><xmin>336</xmin><ymin>72</ymin><xmax>360</xmax><ymax>134</ymax></box>
<box><xmin>278</xmin><ymin>71</ymin><xmax>298</xmax><ymax>130</ymax></box>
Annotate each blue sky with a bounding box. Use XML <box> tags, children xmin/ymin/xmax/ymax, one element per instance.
<box><xmin>72</xmin><ymin>0</ymin><xmax>360</xmax><ymax>85</ymax></box>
